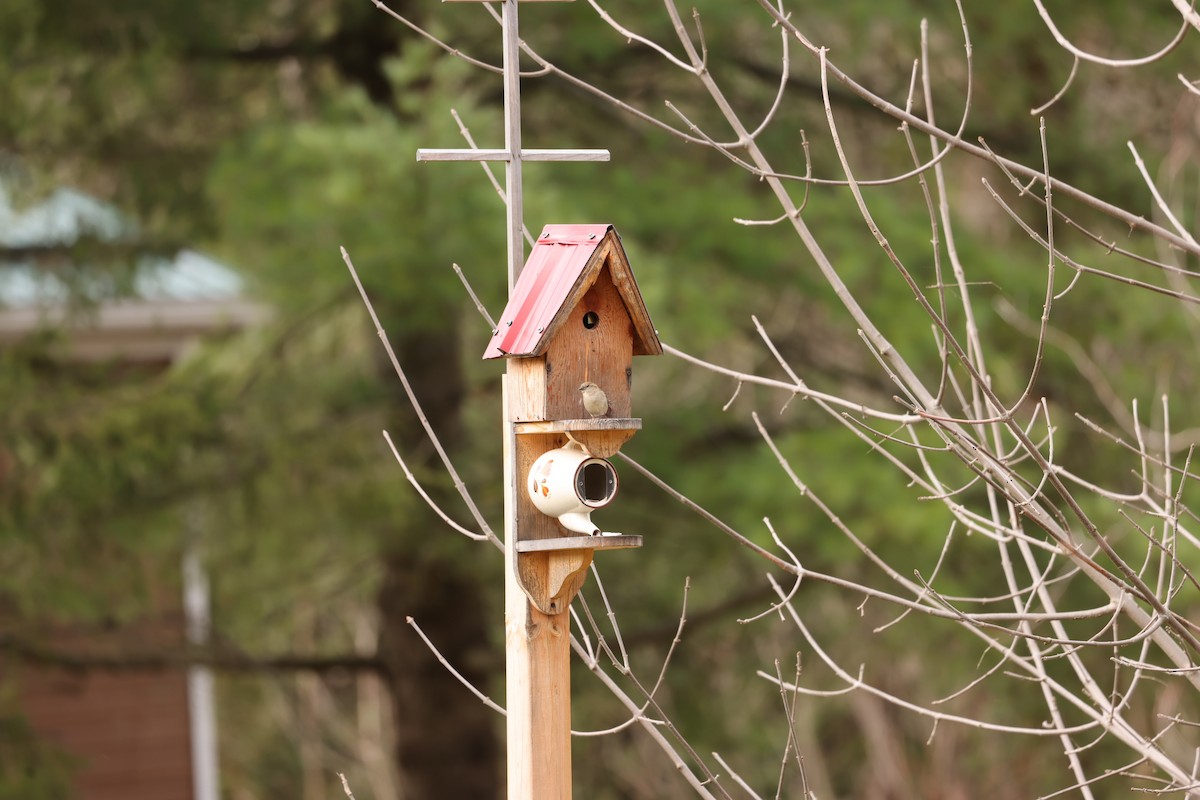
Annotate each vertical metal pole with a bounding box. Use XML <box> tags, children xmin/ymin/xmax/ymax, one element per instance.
<box><xmin>502</xmin><ymin>0</ymin><xmax>524</xmax><ymax>289</ymax></box>
<box><xmin>183</xmin><ymin>531</ymin><xmax>220</xmax><ymax>800</ymax></box>
<box><xmin>501</xmin><ymin>8</ymin><xmax>571</xmax><ymax>797</ymax></box>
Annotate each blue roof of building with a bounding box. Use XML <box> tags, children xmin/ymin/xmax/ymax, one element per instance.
<box><xmin>0</xmin><ymin>181</ymin><xmax>247</xmax><ymax>307</ymax></box>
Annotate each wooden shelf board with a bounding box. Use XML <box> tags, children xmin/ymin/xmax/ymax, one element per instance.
<box><xmin>513</xmin><ymin>418</ymin><xmax>641</xmax><ymax>434</ymax></box>
<box><xmin>516</xmin><ymin>535</ymin><xmax>643</xmax><ymax>553</ymax></box>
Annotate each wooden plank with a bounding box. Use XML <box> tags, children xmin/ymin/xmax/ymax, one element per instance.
<box><xmin>514</xmin><ymin>418</ymin><xmax>641</xmax><ymax>433</ymax></box>
<box><xmin>516</xmin><ymin>535</ymin><xmax>642</xmax><ymax>552</ymax></box>
<box><xmin>505</xmin><ymin>601</ymin><xmax>571</xmax><ymax>800</ymax></box>
<box><xmin>508</xmin><ymin>356</ymin><xmax>547</xmax><ymax>421</ymax></box>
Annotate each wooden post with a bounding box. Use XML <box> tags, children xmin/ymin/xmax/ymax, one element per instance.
<box><xmin>417</xmin><ymin>3</ymin><xmax>610</xmax><ymax>797</ymax></box>
<box><xmin>503</xmin><ymin>377</ymin><xmax>572</xmax><ymax>798</ymax></box>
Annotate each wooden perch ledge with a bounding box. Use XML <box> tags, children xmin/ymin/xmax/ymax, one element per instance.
<box><xmin>515</xmin><ymin>534</ymin><xmax>642</xmax><ymax>553</ymax></box>
<box><xmin>512</xmin><ymin>418</ymin><xmax>641</xmax><ymax>434</ymax></box>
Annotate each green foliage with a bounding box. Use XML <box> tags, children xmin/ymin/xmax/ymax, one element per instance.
<box><xmin>4</xmin><ymin>0</ymin><xmax>1200</xmax><ymax>796</ymax></box>
<box><xmin>208</xmin><ymin>45</ymin><xmax>511</xmax><ymax>323</ymax></box>
<box><xmin>0</xmin><ymin>704</ymin><xmax>77</xmax><ymax>800</ymax></box>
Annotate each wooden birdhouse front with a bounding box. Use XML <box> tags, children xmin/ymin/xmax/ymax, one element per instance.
<box><xmin>484</xmin><ymin>224</ymin><xmax>661</xmax><ymax>434</ymax></box>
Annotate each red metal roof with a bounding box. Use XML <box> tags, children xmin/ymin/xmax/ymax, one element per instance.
<box><xmin>482</xmin><ymin>224</ymin><xmax>660</xmax><ymax>360</ymax></box>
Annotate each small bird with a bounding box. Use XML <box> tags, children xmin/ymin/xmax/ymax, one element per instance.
<box><xmin>579</xmin><ymin>381</ymin><xmax>609</xmax><ymax>417</ymax></box>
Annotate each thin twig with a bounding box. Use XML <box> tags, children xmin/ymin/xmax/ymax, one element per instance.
<box><xmin>342</xmin><ymin>247</ymin><xmax>501</xmax><ymax>549</ymax></box>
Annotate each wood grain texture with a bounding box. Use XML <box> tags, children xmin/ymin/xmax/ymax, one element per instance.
<box><xmin>544</xmin><ymin>266</ymin><xmax>634</xmax><ymax>420</ymax></box>
<box><xmin>514</xmin><ymin>418</ymin><xmax>642</xmax><ymax>433</ymax></box>
<box><xmin>516</xmin><ymin>535</ymin><xmax>642</xmax><ymax>552</ymax></box>
<box><xmin>503</xmin><ymin>599</ymin><xmax>572</xmax><ymax>800</ymax></box>
<box><xmin>504</xmin><ymin>378</ymin><xmax>573</xmax><ymax>800</ymax></box>
<box><xmin>508</xmin><ymin>357</ymin><xmax>547</xmax><ymax>422</ymax></box>
<box><xmin>515</xmin><ymin>419</ymin><xmax>641</xmax><ymax>458</ymax></box>
<box><xmin>565</xmin><ymin>429</ymin><xmax>636</xmax><ymax>458</ymax></box>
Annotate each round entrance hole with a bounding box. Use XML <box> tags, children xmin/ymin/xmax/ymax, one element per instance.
<box><xmin>576</xmin><ymin>460</ymin><xmax>618</xmax><ymax>507</ymax></box>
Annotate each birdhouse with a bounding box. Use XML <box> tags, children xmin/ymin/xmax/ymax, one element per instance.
<box><xmin>485</xmin><ymin>223</ymin><xmax>661</xmax><ymax>451</ymax></box>
<box><xmin>486</xmin><ymin>223</ymin><xmax>661</xmax><ymax>614</ymax></box>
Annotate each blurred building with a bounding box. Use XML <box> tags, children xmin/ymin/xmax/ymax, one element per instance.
<box><xmin>0</xmin><ymin>184</ymin><xmax>264</xmax><ymax>363</ymax></box>
<box><xmin>0</xmin><ymin>180</ymin><xmax>268</xmax><ymax>799</ymax></box>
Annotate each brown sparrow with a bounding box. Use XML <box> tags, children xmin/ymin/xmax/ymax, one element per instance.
<box><xmin>579</xmin><ymin>381</ymin><xmax>609</xmax><ymax>417</ymax></box>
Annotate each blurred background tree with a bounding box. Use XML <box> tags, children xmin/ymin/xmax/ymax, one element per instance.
<box><xmin>2</xmin><ymin>0</ymin><xmax>1199</xmax><ymax>798</ymax></box>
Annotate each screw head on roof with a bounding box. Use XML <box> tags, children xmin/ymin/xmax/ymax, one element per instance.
<box><xmin>541</xmin><ymin>232</ymin><xmax>549</xmax><ymax>239</ymax></box>
<box><xmin>536</xmin><ymin>327</ymin><xmax>543</xmax><ymax>333</ymax></box>
<box><xmin>588</xmin><ymin>234</ymin><xmax>596</xmax><ymax>240</ymax></box>
<box><xmin>491</xmin><ymin>329</ymin><xmax>497</xmax><ymax>336</ymax></box>
<box><xmin>506</xmin><ymin>320</ymin><xmax>513</xmax><ymax>326</ymax></box>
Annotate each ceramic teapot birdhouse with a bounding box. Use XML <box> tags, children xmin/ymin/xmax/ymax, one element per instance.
<box><xmin>485</xmin><ymin>224</ymin><xmax>660</xmax><ymax>614</ymax></box>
